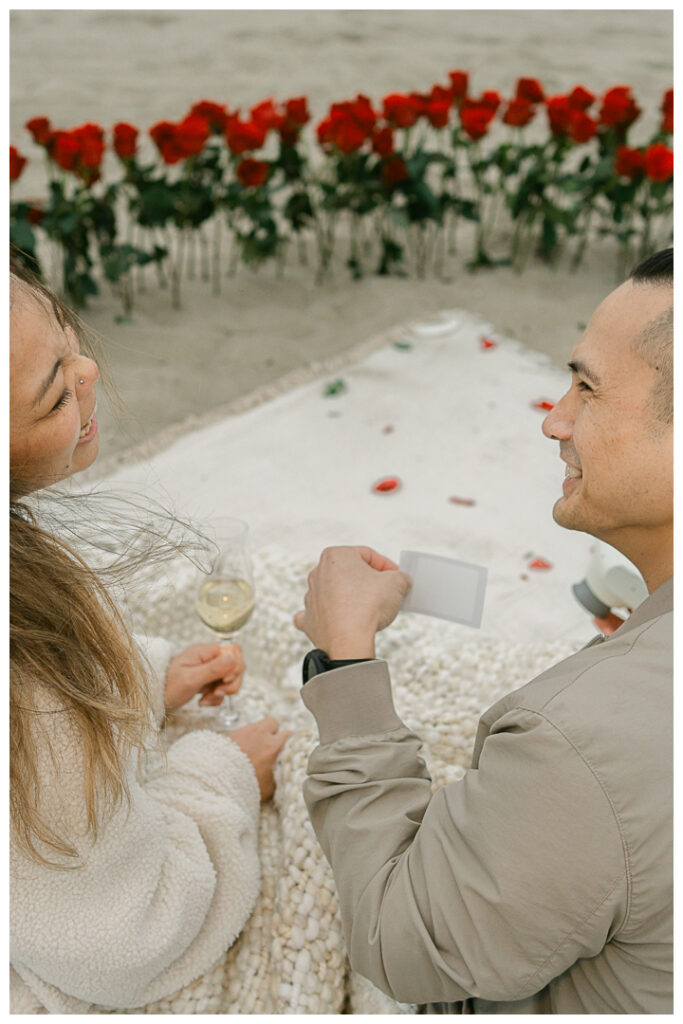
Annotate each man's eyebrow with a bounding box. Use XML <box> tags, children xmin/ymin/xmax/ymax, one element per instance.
<box><xmin>32</xmin><ymin>357</ymin><xmax>64</xmax><ymax>409</ymax></box>
<box><xmin>568</xmin><ymin>359</ymin><xmax>602</xmax><ymax>387</ymax></box>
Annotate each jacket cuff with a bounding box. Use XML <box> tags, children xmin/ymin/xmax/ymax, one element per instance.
<box><xmin>301</xmin><ymin>660</ymin><xmax>404</xmax><ymax>744</ymax></box>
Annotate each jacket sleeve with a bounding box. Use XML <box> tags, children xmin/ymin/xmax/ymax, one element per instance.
<box><xmin>301</xmin><ymin>660</ymin><xmax>628</xmax><ymax>1005</ymax></box>
<box><xmin>10</xmin><ymin>696</ymin><xmax>261</xmax><ymax>1012</ymax></box>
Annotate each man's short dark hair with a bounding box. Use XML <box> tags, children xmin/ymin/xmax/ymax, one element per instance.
<box><xmin>628</xmin><ymin>248</ymin><xmax>673</xmax><ymax>426</ymax></box>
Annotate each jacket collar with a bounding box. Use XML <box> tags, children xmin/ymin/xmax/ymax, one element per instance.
<box><xmin>609</xmin><ymin>575</ymin><xmax>673</xmax><ymax>640</ymax></box>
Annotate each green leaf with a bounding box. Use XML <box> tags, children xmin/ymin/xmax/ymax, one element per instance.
<box><xmin>324</xmin><ymin>379</ymin><xmax>347</xmax><ymax>397</ymax></box>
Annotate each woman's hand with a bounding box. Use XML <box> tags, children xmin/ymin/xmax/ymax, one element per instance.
<box><xmin>228</xmin><ymin>717</ymin><xmax>293</xmax><ymax>801</ymax></box>
<box><xmin>164</xmin><ymin>642</ymin><xmax>245</xmax><ymax>713</ymax></box>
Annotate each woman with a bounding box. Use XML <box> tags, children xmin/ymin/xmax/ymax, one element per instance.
<box><xmin>10</xmin><ymin>266</ymin><xmax>291</xmax><ymax>1013</ymax></box>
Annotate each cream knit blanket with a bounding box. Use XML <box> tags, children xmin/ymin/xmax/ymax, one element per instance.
<box><xmin>117</xmin><ymin>545</ymin><xmax>578</xmax><ymax>1014</ymax></box>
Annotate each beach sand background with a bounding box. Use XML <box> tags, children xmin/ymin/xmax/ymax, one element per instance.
<box><xmin>10</xmin><ymin>8</ymin><xmax>673</xmax><ymax>459</ymax></box>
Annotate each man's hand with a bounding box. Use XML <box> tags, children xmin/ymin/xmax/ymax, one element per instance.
<box><xmin>164</xmin><ymin>642</ymin><xmax>245</xmax><ymax>713</ymax></box>
<box><xmin>228</xmin><ymin>717</ymin><xmax>293</xmax><ymax>801</ymax></box>
<box><xmin>293</xmin><ymin>546</ymin><xmax>411</xmax><ymax>659</ymax></box>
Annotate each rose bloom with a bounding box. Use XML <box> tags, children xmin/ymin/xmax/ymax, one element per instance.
<box><xmin>112</xmin><ymin>122</ymin><xmax>138</xmax><ymax>160</ymax></box>
<box><xmin>382</xmin><ymin>93</ymin><xmax>420</xmax><ymax>129</ymax></box>
<box><xmin>515</xmin><ymin>77</ymin><xmax>544</xmax><ymax>103</ymax></box>
<box><xmin>568</xmin><ymin>85</ymin><xmax>595</xmax><ymax>111</ymax></box>
<box><xmin>25</xmin><ymin>116</ymin><xmax>52</xmax><ymax>146</ymax></box>
<box><xmin>503</xmin><ymin>98</ymin><xmax>536</xmax><ymax>128</ymax></box>
<box><xmin>332</xmin><ymin>114</ymin><xmax>366</xmax><ymax>154</ymax></box>
<box><xmin>285</xmin><ymin>97</ymin><xmax>310</xmax><ymax>125</ymax></box>
<box><xmin>27</xmin><ymin>205</ymin><xmax>44</xmax><ymax>225</ymax></box>
<box><xmin>546</xmin><ymin>95</ymin><xmax>572</xmax><ymax>136</ymax></box>
<box><xmin>250</xmin><ymin>98</ymin><xmax>284</xmax><ymax>133</ymax></box>
<box><xmin>189</xmin><ymin>100</ymin><xmax>230</xmax><ymax>133</ymax></box>
<box><xmin>430</xmin><ymin>84</ymin><xmax>455</xmax><ymax>105</ymax></box>
<box><xmin>371</xmin><ymin>126</ymin><xmax>394</xmax><ymax>157</ymax></box>
<box><xmin>381</xmin><ymin>155</ymin><xmax>409</xmax><ymax>188</ymax></box>
<box><xmin>225</xmin><ymin>117</ymin><xmax>267</xmax><ymax>155</ymax></box>
<box><xmin>479</xmin><ymin>90</ymin><xmax>502</xmax><ymax>112</ymax></box>
<box><xmin>599</xmin><ymin>86</ymin><xmax>641</xmax><ymax>130</ymax></box>
<box><xmin>236</xmin><ymin>157</ymin><xmax>269</xmax><ymax>188</ymax></box>
<box><xmin>460</xmin><ymin>99</ymin><xmax>497</xmax><ymax>140</ymax></box>
<box><xmin>645</xmin><ymin>143</ymin><xmax>673</xmax><ymax>183</ymax></box>
<box><xmin>51</xmin><ymin>131</ymin><xmax>81</xmax><ymax>172</ymax></box>
<box><xmin>150</xmin><ymin>121</ymin><xmax>186</xmax><ymax>164</ymax></box>
<box><xmin>10</xmin><ymin>145</ymin><xmax>27</xmax><ymax>181</ymax></box>
<box><xmin>73</xmin><ymin>123</ymin><xmax>105</xmax><ymax>168</ymax></box>
<box><xmin>615</xmin><ymin>145</ymin><xmax>646</xmax><ymax>180</ymax></box>
<box><xmin>345</xmin><ymin>95</ymin><xmax>377</xmax><ymax>134</ymax></box>
<box><xmin>174</xmin><ymin>114</ymin><xmax>210</xmax><ymax>158</ymax></box>
<box><xmin>661</xmin><ymin>88</ymin><xmax>673</xmax><ymax>134</ymax></box>
<box><xmin>448</xmin><ymin>70</ymin><xmax>469</xmax><ymax>101</ymax></box>
<box><xmin>568</xmin><ymin>111</ymin><xmax>598</xmax><ymax>144</ymax></box>
<box><xmin>424</xmin><ymin>98</ymin><xmax>451</xmax><ymax>128</ymax></box>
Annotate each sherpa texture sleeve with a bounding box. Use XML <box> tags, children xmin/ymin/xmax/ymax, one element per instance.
<box><xmin>10</xmin><ymin>685</ymin><xmax>262</xmax><ymax>1013</ymax></box>
<box><xmin>132</xmin><ymin>631</ymin><xmax>175</xmax><ymax>727</ymax></box>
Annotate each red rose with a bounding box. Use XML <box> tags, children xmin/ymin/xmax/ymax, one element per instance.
<box><xmin>448</xmin><ymin>70</ymin><xmax>469</xmax><ymax>101</ymax></box>
<box><xmin>568</xmin><ymin>111</ymin><xmax>598</xmax><ymax>144</ymax></box>
<box><xmin>661</xmin><ymin>88</ymin><xmax>673</xmax><ymax>134</ymax></box>
<box><xmin>174</xmin><ymin>114</ymin><xmax>210</xmax><ymax>158</ymax></box>
<box><xmin>515</xmin><ymin>77</ymin><xmax>544</xmax><ymax>103</ymax></box>
<box><xmin>285</xmin><ymin>97</ymin><xmax>310</xmax><ymax>126</ymax></box>
<box><xmin>250</xmin><ymin>98</ymin><xmax>284</xmax><ymax>133</ymax></box>
<box><xmin>545</xmin><ymin>95</ymin><xmax>572</xmax><ymax>136</ymax></box>
<box><xmin>189</xmin><ymin>100</ymin><xmax>229</xmax><ymax>133</ymax></box>
<box><xmin>645</xmin><ymin>143</ymin><xmax>673</xmax><ymax>183</ymax></box>
<box><xmin>503</xmin><ymin>98</ymin><xmax>535</xmax><ymax>128</ymax></box>
<box><xmin>25</xmin><ymin>116</ymin><xmax>52</xmax><ymax>146</ymax></box>
<box><xmin>27</xmin><ymin>205</ymin><xmax>44</xmax><ymax>225</ymax></box>
<box><xmin>347</xmin><ymin>95</ymin><xmax>376</xmax><ymax>134</ymax></box>
<box><xmin>236</xmin><ymin>157</ymin><xmax>269</xmax><ymax>188</ymax></box>
<box><xmin>150</xmin><ymin>120</ymin><xmax>185</xmax><ymax>164</ymax></box>
<box><xmin>316</xmin><ymin>117</ymin><xmax>335</xmax><ymax>147</ymax></box>
<box><xmin>430</xmin><ymin>84</ymin><xmax>455</xmax><ymax>105</ymax></box>
<box><xmin>10</xmin><ymin>145</ymin><xmax>27</xmax><ymax>181</ymax></box>
<box><xmin>51</xmin><ymin>130</ymin><xmax>81</xmax><ymax>171</ymax></box>
<box><xmin>333</xmin><ymin>115</ymin><xmax>366</xmax><ymax>154</ymax></box>
<box><xmin>382</xmin><ymin>93</ymin><xmax>420</xmax><ymax>129</ymax></box>
<box><xmin>480</xmin><ymin>91</ymin><xmax>501</xmax><ymax>112</ymax></box>
<box><xmin>424</xmin><ymin>97</ymin><xmax>451</xmax><ymax>128</ymax></box>
<box><xmin>371</xmin><ymin>126</ymin><xmax>394</xmax><ymax>156</ymax></box>
<box><xmin>599</xmin><ymin>86</ymin><xmax>641</xmax><ymax>130</ymax></box>
<box><xmin>568</xmin><ymin>85</ymin><xmax>595</xmax><ymax>111</ymax></box>
<box><xmin>615</xmin><ymin>145</ymin><xmax>646</xmax><ymax>179</ymax></box>
<box><xmin>73</xmin><ymin>123</ymin><xmax>105</xmax><ymax>168</ymax></box>
<box><xmin>112</xmin><ymin>122</ymin><xmax>138</xmax><ymax>160</ymax></box>
<box><xmin>225</xmin><ymin>117</ymin><xmax>267</xmax><ymax>155</ymax></box>
<box><xmin>381</xmin><ymin>155</ymin><xmax>408</xmax><ymax>188</ymax></box>
<box><xmin>460</xmin><ymin>99</ymin><xmax>497</xmax><ymax>140</ymax></box>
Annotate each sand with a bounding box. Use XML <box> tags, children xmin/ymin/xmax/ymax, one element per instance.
<box><xmin>10</xmin><ymin>9</ymin><xmax>673</xmax><ymax>460</ymax></box>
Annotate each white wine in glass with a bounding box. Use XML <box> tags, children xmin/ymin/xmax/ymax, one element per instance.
<box><xmin>195</xmin><ymin>518</ymin><xmax>255</xmax><ymax>727</ymax></box>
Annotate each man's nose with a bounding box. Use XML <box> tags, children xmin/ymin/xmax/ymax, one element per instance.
<box><xmin>542</xmin><ymin>392</ymin><xmax>573</xmax><ymax>441</ymax></box>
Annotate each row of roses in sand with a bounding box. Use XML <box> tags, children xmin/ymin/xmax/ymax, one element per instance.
<box><xmin>10</xmin><ymin>73</ymin><xmax>673</xmax><ymax>311</ymax></box>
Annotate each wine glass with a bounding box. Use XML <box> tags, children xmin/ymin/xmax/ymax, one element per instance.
<box><xmin>195</xmin><ymin>517</ymin><xmax>255</xmax><ymax>728</ymax></box>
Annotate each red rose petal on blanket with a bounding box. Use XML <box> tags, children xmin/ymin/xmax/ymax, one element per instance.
<box><xmin>480</xmin><ymin>337</ymin><xmax>497</xmax><ymax>350</ymax></box>
<box><xmin>372</xmin><ymin>476</ymin><xmax>402</xmax><ymax>494</ymax></box>
<box><xmin>382</xmin><ymin>425</ymin><xmax>395</xmax><ymax>434</ymax></box>
<box><xmin>529</xmin><ymin>558</ymin><xmax>553</xmax><ymax>570</ymax></box>
<box><xmin>532</xmin><ymin>399</ymin><xmax>555</xmax><ymax>411</ymax></box>
<box><xmin>448</xmin><ymin>496</ymin><xmax>476</xmax><ymax>506</ymax></box>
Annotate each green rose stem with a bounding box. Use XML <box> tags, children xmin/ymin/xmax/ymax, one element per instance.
<box><xmin>211</xmin><ymin>214</ymin><xmax>221</xmax><ymax>294</ymax></box>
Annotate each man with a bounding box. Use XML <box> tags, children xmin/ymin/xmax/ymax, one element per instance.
<box><xmin>293</xmin><ymin>249</ymin><xmax>673</xmax><ymax>1013</ymax></box>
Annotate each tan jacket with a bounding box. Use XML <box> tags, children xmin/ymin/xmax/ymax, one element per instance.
<box><xmin>301</xmin><ymin>577</ymin><xmax>672</xmax><ymax>1013</ymax></box>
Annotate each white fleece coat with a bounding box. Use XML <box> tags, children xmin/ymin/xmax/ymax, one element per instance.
<box><xmin>10</xmin><ymin>635</ymin><xmax>262</xmax><ymax>1013</ymax></box>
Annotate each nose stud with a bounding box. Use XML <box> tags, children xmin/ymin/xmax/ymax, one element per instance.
<box><xmin>79</xmin><ymin>378</ymin><xmax>85</xmax><ymax>385</ymax></box>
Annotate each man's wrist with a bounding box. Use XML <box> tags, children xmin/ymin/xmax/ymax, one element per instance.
<box><xmin>326</xmin><ymin>639</ymin><xmax>376</xmax><ymax>660</ymax></box>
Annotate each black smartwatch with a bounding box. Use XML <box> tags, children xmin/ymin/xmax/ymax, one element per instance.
<box><xmin>302</xmin><ymin>648</ymin><xmax>372</xmax><ymax>685</ymax></box>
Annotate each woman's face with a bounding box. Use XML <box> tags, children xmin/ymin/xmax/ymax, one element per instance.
<box><xmin>10</xmin><ymin>284</ymin><xmax>100</xmax><ymax>491</ymax></box>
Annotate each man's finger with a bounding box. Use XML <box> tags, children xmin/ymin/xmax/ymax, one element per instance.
<box><xmin>293</xmin><ymin>609</ymin><xmax>305</xmax><ymax>630</ymax></box>
<box><xmin>354</xmin><ymin>545</ymin><xmax>400</xmax><ymax>572</ymax></box>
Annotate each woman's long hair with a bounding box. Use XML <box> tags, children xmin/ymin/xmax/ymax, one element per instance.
<box><xmin>10</xmin><ymin>263</ymin><xmax>203</xmax><ymax>868</ymax></box>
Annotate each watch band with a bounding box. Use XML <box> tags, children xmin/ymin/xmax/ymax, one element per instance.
<box><xmin>302</xmin><ymin>648</ymin><xmax>373</xmax><ymax>685</ymax></box>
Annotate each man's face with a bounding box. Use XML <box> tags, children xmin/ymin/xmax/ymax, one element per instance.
<box><xmin>542</xmin><ymin>279</ymin><xmax>673</xmax><ymax>549</ymax></box>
